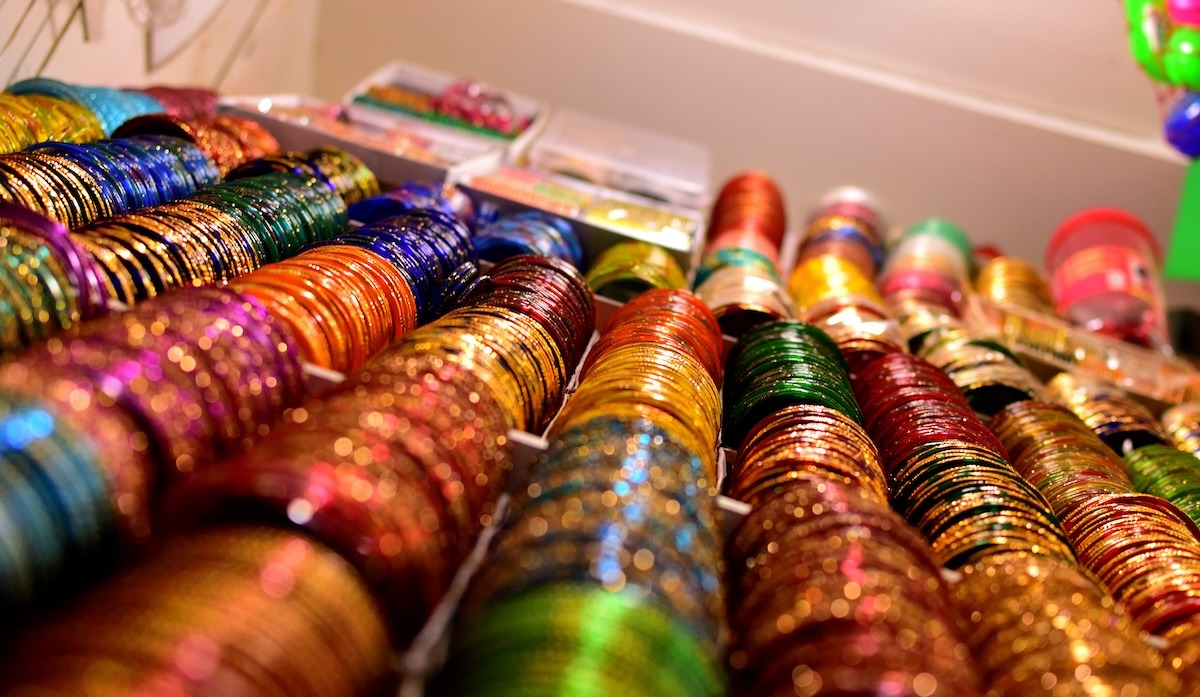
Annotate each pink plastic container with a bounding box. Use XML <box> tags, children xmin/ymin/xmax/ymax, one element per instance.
<box><xmin>1045</xmin><ymin>208</ymin><xmax>1166</xmax><ymax>348</ymax></box>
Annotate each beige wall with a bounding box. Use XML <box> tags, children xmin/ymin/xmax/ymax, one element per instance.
<box><xmin>313</xmin><ymin>0</ymin><xmax>1190</xmax><ymax>302</ymax></box>
<box><xmin>13</xmin><ymin>0</ymin><xmax>318</xmax><ymax>94</ymax></box>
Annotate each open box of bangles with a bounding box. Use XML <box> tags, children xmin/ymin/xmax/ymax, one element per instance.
<box><xmin>343</xmin><ymin>60</ymin><xmax>548</xmax><ymax>165</ymax></box>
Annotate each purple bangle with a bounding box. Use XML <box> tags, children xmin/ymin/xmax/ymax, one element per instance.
<box><xmin>0</xmin><ymin>202</ymin><xmax>110</xmax><ymax>319</ymax></box>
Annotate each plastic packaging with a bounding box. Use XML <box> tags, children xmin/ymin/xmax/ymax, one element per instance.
<box><xmin>1045</xmin><ymin>207</ymin><xmax>1167</xmax><ymax>349</ymax></box>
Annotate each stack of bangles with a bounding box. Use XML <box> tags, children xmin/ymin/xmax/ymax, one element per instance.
<box><xmin>435</xmin><ymin>288</ymin><xmax>725</xmax><ymax>697</ymax></box>
<box><xmin>787</xmin><ymin>188</ymin><xmax>903</xmax><ymax>375</ymax></box>
<box><xmin>693</xmin><ymin>171</ymin><xmax>794</xmax><ymax>336</ymax></box>
<box><xmin>991</xmin><ymin>399</ymin><xmax>1200</xmax><ymax>684</ymax></box>
<box><xmin>156</xmin><ymin>255</ymin><xmax>594</xmax><ymax>648</ymax></box>
<box><xmin>0</xmin><ymin>286</ymin><xmax>305</xmax><ymax>617</ymax></box>
<box><xmin>0</xmin><ymin>92</ymin><xmax>104</xmax><ymax>153</ymax></box>
<box><xmin>74</xmin><ymin>170</ymin><xmax>348</xmax><ymax>306</ymax></box>
<box><xmin>6</xmin><ymin>77</ymin><xmax>163</xmax><ymax>135</ymax></box>
<box><xmin>0</xmin><ymin>134</ymin><xmax>221</xmax><ymax>228</ymax></box>
<box><xmin>231</xmin><ymin>209</ymin><xmax>478</xmax><ymax>372</ymax></box>
<box><xmin>850</xmin><ymin>353</ymin><xmax>1075</xmax><ymax>569</ymax></box>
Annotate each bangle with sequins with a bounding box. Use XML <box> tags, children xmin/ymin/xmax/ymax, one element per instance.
<box><xmin>1046</xmin><ymin>372</ymin><xmax>1173</xmax><ymax>455</ymax></box>
<box><xmin>0</xmin><ymin>525</ymin><xmax>392</xmax><ymax>695</ymax></box>
<box><xmin>724</xmin><ymin>477</ymin><xmax>984</xmax><ymax>697</ymax></box>
<box><xmin>951</xmin><ymin>551</ymin><xmax>1179</xmax><ymax>696</ymax></box>
<box><xmin>852</xmin><ymin>353</ymin><xmax>1076</xmax><ymax>569</ymax></box>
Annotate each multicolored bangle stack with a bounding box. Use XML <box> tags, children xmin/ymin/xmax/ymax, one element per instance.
<box><xmin>113</xmin><ymin>113</ymin><xmax>281</xmax><ymax>178</ymax></box>
<box><xmin>74</xmin><ymin>170</ymin><xmax>348</xmax><ymax>306</ymax></box>
<box><xmin>991</xmin><ymin>399</ymin><xmax>1200</xmax><ymax>685</ymax></box>
<box><xmin>0</xmin><ymin>134</ymin><xmax>220</xmax><ymax>229</ymax></box>
<box><xmin>719</xmin><ymin>318</ymin><xmax>981</xmax><ymax>694</ymax></box>
<box><xmin>436</xmin><ymin>288</ymin><xmax>725</xmax><ymax>697</ymax></box>
<box><xmin>226</xmin><ymin>147</ymin><xmax>380</xmax><ymax>205</ymax></box>
<box><xmin>693</xmin><ymin>171</ymin><xmax>794</xmax><ymax>336</ymax></box>
<box><xmin>231</xmin><ymin>210</ymin><xmax>476</xmax><ymax>372</ymax></box>
<box><xmin>0</xmin><ymin>285</ymin><xmax>305</xmax><ymax>616</ymax></box>
<box><xmin>0</xmin><ymin>203</ymin><xmax>108</xmax><ymax>355</ymax></box>
<box><xmin>850</xmin><ymin>353</ymin><xmax>1075</xmax><ymax>569</ymax></box>
<box><xmin>161</xmin><ymin>255</ymin><xmax>593</xmax><ymax>646</ymax></box>
<box><xmin>882</xmin><ymin>219</ymin><xmax>1046</xmax><ymax>417</ymax></box>
<box><xmin>787</xmin><ymin>187</ymin><xmax>903</xmax><ymax>375</ymax></box>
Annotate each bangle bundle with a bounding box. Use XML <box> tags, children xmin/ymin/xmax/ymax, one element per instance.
<box><xmin>724</xmin><ymin>478</ymin><xmax>984</xmax><ymax>697</ymax></box>
<box><xmin>112</xmin><ymin>113</ymin><xmax>281</xmax><ymax>177</ymax></box>
<box><xmin>991</xmin><ymin>399</ymin><xmax>1200</xmax><ymax>684</ymax></box>
<box><xmin>551</xmin><ymin>288</ymin><xmax>723</xmax><ymax>478</ymax></box>
<box><xmin>722</xmin><ymin>320</ymin><xmax>862</xmax><ymax>450</ymax></box>
<box><xmin>1124</xmin><ymin>444</ymin><xmax>1200</xmax><ymax>528</ymax></box>
<box><xmin>694</xmin><ymin>171</ymin><xmax>794</xmax><ymax>336</ymax></box>
<box><xmin>232</xmin><ymin>210</ymin><xmax>475</xmax><ymax>372</ymax></box>
<box><xmin>7</xmin><ymin>77</ymin><xmax>163</xmax><ymax>135</ymax></box>
<box><xmin>1046</xmin><ymin>372</ymin><xmax>1173</xmax><ymax>455</ymax></box>
<box><xmin>795</xmin><ymin>186</ymin><xmax>886</xmax><ymax>278</ymax></box>
<box><xmin>474</xmin><ymin>210</ymin><xmax>583</xmax><ymax>267</ymax></box>
<box><xmin>347</xmin><ymin>180</ymin><xmax>476</xmax><ymax>227</ymax></box>
<box><xmin>0</xmin><ymin>203</ymin><xmax>109</xmax><ymax>355</ymax></box>
<box><xmin>584</xmin><ymin>240</ymin><xmax>686</xmax><ymax>301</ymax></box>
<box><xmin>74</xmin><ymin>171</ymin><xmax>347</xmax><ymax>306</ymax></box>
<box><xmin>974</xmin><ymin>256</ymin><xmax>1058</xmax><ymax>315</ymax></box>
<box><xmin>917</xmin><ymin>326</ymin><xmax>1047</xmax><ymax>416</ymax></box>
<box><xmin>0</xmin><ymin>92</ymin><xmax>103</xmax><ymax>154</ymax></box>
<box><xmin>851</xmin><ymin>353</ymin><xmax>1075</xmax><ymax>569</ymax></box>
<box><xmin>437</xmin><ymin>289</ymin><xmax>727</xmax><ymax>696</ymax></box>
<box><xmin>0</xmin><ymin>134</ymin><xmax>220</xmax><ymax>229</ymax></box>
<box><xmin>0</xmin><ymin>286</ymin><xmax>304</xmax><ymax>612</ymax></box>
<box><xmin>1164</xmin><ymin>402</ymin><xmax>1200</xmax><ymax>457</ymax></box>
<box><xmin>726</xmin><ymin>403</ymin><xmax>886</xmax><ymax>507</ymax></box>
<box><xmin>227</xmin><ymin>146</ymin><xmax>380</xmax><ymax>205</ymax></box>
<box><xmin>952</xmin><ymin>552</ymin><xmax>1179</xmax><ymax>696</ymax></box>
<box><xmin>133</xmin><ymin>85</ymin><xmax>219</xmax><ymax>121</ymax></box>
<box><xmin>787</xmin><ymin>189</ymin><xmax>903</xmax><ymax>375</ymax></box>
<box><xmin>0</xmin><ymin>526</ymin><xmax>392</xmax><ymax>697</ymax></box>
